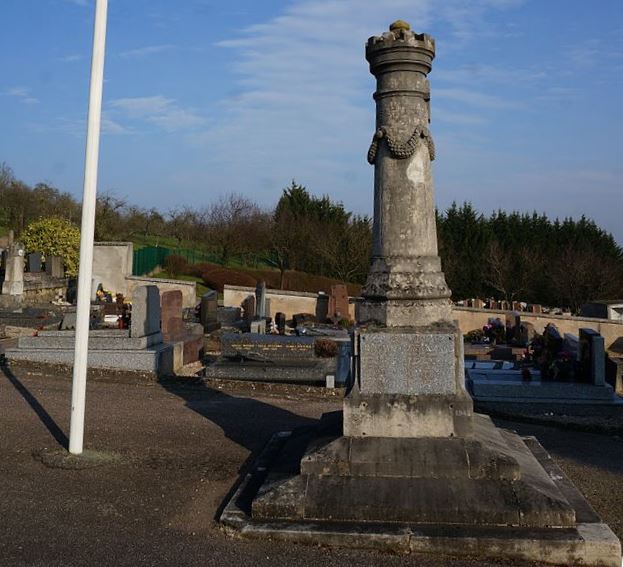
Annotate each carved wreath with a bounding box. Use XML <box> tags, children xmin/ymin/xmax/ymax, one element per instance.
<box><xmin>367</xmin><ymin>125</ymin><xmax>435</xmax><ymax>164</ymax></box>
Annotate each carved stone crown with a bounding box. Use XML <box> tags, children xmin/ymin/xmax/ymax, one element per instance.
<box><xmin>366</xmin><ymin>20</ymin><xmax>435</xmax><ymax>53</ymax></box>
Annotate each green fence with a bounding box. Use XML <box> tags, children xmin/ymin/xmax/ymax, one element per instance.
<box><xmin>132</xmin><ymin>247</ymin><xmax>220</xmax><ymax>276</ymax></box>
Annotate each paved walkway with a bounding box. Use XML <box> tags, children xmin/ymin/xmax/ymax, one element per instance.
<box><xmin>1</xmin><ymin>365</ymin><xmax>621</xmax><ymax>567</ymax></box>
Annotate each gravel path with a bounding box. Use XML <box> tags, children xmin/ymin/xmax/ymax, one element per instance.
<box><xmin>1</xmin><ymin>364</ymin><xmax>621</xmax><ymax>567</ymax></box>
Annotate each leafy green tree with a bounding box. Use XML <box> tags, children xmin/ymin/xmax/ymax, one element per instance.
<box><xmin>21</xmin><ymin>217</ymin><xmax>81</xmax><ymax>276</ymax></box>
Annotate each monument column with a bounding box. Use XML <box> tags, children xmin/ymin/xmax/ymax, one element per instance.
<box><xmin>359</xmin><ymin>20</ymin><xmax>451</xmax><ymax>328</ymax></box>
<box><xmin>347</xmin><ymin>21</ymin><xmax>471</xmax><ymax>438</ymax></box>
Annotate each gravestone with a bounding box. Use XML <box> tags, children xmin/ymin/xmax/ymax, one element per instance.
<box><xmin>473</xmin><ymin>298</ymin><xmax>484</xmax><ymax>309</ymax></box>
<box><xmin>528</xmin><ymin>303</ymin><xmax>542</xmax><ymax>313</ymax></box>
<box><xmin>315</xmin><ymin>292</ymin><xmax>329</xmax><ymax>322</ymax></box>
<box><xmin>1</xmin><ymin>245</ymin><xmax>25</xmax><ymax>296</ymax></box>
<box><xmin>217</xmin><ymin>306</ymin><xmax>241</xmax><ymax>326</ymax></box>
<box><xmin>130</xmin><ymin>285</ymin><xmax>160</xmax><ymax>338</ymax></box>
<box><xmin>223</xmin><ymin>21</ymin><xmax>621</xmax><ymax>566</ymax></box>
<box><xmin>91</xmin><ymin>275</ymin><xmax>103</xmax><ymax>302</ymax></box>
<box><xmin>579</xmin><ymin>328</ymin><xmax>606</xmax><ymax>386</ymax></box>
<box><xmin>328</xmin><ymin>284</ymin><xmax>349</xmax><ymax>320</ymax></box>
<box><xmin>200</xmin><ymin>290</ymin><xmax>218</xmax><ymax>332</ymax></box>
<box><xmin>161</xmin><ymin>290</ymin><xmax>185</xmax><ymax>341</ymax></box>
<box><xmin>241</xmin><ymin>295</ymin><xmax>255</xmax><ymax>323</ymax></box>
<box><xmin>250</xmin><ymin>319</ymin><xmax>266</xmax><ymax>334</ymax></box>
<box><xmin>27</xmin><ymin>252</ymin><xmax>42</xmax><ymax>273</ymax></box>
<box><xmin>45</xmin><ymin>256</ymin><xmax>64</xmax><ymax>279</ymax></box>
<box><xmin>222</xmin><ymin>333</ymin><xmax>315</xmax><ymax>360</ymax></box>
<box><xmin>255</xmin><ymin>280</ymin><xmax>267</xmax><ymax>320</ymax></box>
<box><xmin>275</xmin><ymin>312</ymin><xmax>286</xmax><ymax>335</ymax></box>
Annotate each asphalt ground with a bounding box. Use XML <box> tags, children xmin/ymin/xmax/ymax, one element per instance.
<box><xmin>1</xmin><ymin>364</ymin><xmax>622</xmax><ymax>567</ymax></box>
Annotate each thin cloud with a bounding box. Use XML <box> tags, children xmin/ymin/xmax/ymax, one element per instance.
<box><xmin>119</xmin><ymin>44</ymin><xmax>176</xmax><ymax>59</ymax></box>
<box><xmin>108</xmin><ymin>96</ymin><xmax>206</xmax><ymax>132</ymax></box>
<box><xmin>59</xmin><ymin>54</ymin><xmax>83</xmax><ymax>63</ymax></box>
<box><xmin>3</xmin><ymin>86</ymin><xmax>40</xmax><ymax>104</ymax></box>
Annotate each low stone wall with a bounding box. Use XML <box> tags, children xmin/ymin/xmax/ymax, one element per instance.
<box><xmin>221</xmin><ymin>287</ymin><xmax>623</xmax><ymax>347</ymax></box>
<box><xmin>126</xmin><ymin>276</ymin><xmax>196</xmax><ymax>309</ymax></box>
<box><xmin>223</xmin><ymin>285</ymin><xmax>356</xmax><ymax>321</ymax></box>
<box><xmin>455</xmin><ymin>307</ymin><xmax>623</xmax><ymax>350</ymax></box>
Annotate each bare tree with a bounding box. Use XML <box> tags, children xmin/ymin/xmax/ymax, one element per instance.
<box><xmin>202</xmin><ymin>194</ymin><xmax>268</xmax><ymax>265</ymax></box>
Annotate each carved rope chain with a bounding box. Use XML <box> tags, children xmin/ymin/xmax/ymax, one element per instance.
<box><xmin>367</xmin><ymin>125</ymin><xmax>435</xmax><ymax>164</ymax></box>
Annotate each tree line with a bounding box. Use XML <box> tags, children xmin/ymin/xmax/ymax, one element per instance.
<box><xmin>1</xmin><ymin>162</ymin><xmax>622</xmax><ymax>310</ymax></box>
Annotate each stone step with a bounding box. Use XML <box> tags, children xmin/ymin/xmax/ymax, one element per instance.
<box><xmin>18</xmin><ymin>332</ymin><xmax>162</xmax><ymax>351</ymax></box>
<box><xmin>6</xmin><ymin>342</ymin><xmax>173</xmax><ymax>375</ymax></box>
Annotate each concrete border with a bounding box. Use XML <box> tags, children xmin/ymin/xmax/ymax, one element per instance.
<box><xmin>220</xmin><ymin>432</ymin><xmax>621</xmax><ymax>566</ymax></box>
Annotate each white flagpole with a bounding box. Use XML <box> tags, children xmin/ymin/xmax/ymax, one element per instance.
<box><xmin>69</xmin><ymin>0</ymin><xmax>108</xmax><ymax>455</ymax></box>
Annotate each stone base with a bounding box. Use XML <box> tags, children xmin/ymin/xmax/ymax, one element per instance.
<box><xmin>220</xmin><ymin>415</ymin><xmax>622</xmax><ymax>566</ymax></box>
<box><xmin>203</xmin><ymin>359</ymin><xmax>335</xmax><ymax>384</ymax></box>
<box><xmin>357</xmin><ymin>298</ymin><xmax>452</xmax><ymax>327</ymax></box>
<box><xmin>344</xmin><ymin>391</ymin><xmax>474</xmax><ymax>437</ymax></box>
<box><xmin>467</xmin><ymin>369</ymin><xmax>618</xmax><ymax>404</ymax></box>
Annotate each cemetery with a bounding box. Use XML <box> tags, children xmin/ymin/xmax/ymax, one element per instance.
<box><xmin>1</xmin><ymin>6</ymin><xmax>623</xmax><ymax>567</ymax></box>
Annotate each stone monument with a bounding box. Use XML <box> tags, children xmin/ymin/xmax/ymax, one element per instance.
<box><xmin>1</xmin><ymin>243</ymin><xmax>25</xmax><ymax>296</ymax></box>
<box><xmin>220</xmin><ymin>22</ymin><xmax>620</xmax><ymax>566</ymax></box>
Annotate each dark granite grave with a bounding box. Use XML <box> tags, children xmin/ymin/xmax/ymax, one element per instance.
<box><xmin>204</xmin><ymin>333</ymin><xmax>337</xmax><ymax>384</ymax></box>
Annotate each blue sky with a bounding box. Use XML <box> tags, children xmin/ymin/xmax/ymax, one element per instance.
<box><xmin>1</xmin><ymin>0</ymin><xmax>622</xmax><ymax>243</ymax></box>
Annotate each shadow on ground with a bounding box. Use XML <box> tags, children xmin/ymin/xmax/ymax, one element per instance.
<box><xmin>0</xmin><ymin>359</ymin><xmax>69</xmax><ymax>449</ymax></box>
<box><xmin>159</xmin><ymin>378</ymin><xmax>318</xmax><ymax>454</ymax></box>
<box><xmin>158</xmin><ymin>377</ymin><xmax>321</xmax><ymax>520</ymax></box>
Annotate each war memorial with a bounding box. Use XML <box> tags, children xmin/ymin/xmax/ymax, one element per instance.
<box><xmin>219</xmin><ymin>22</ymin><xmax>621</xmax><ymax>566</ymax></box>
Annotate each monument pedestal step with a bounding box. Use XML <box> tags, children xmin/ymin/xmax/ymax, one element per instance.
<box><xmin>220</xmin><ymin>416</ymin><xmax>621</xmax><ymax>566</ymax></box>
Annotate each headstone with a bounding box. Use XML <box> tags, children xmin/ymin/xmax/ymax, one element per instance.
<box><xmin>161</xmin><ymin>290</ymin><xmax>185</xmax><ymax>341</ymax></box>
<box><xmin>91</xmin><ymin>275</ymin><xmax>103</xmax><ymax>302</ymax></box>
<box><xmin>563</xmin><ymin>333</ymin><xmax>580</xmax><ymax>361</ymax></box>
<box><xmin>66</xmin><ymin>279</ymin><xmax>78</xmax><ymax>304</ymax></box>
<box><xmin>27</xmin><ymin>252</ymin><xmax>42</xmax><ymax>273</ymax></box>
<box><xmin>200</xmin><ymin>290</ymin><xmax>218</xmax><ymax>331</ymax></box>
<box><xmin>328</xmin><ymin>284</ymin><xmax>349</xmax><ymax>320</ymax></box>
<box><xmin>512</xmin><ymin>301</ymin><xmax>522</xmax><ymax>311</ymax></box>
<box><xmin>255</xmin><ymin>280</ymin><xmax>267</xmax><ymax>320</ymax></box>
<box><xmin>528</xmin><ymin>304</ymin><xmax>542</xmax><ymax>314</ymax></box>
<box><xmin>473</xmin><ymin>298</ymin><xmax>484</xmax><ymax>309</ymax></box>
<box><xmin>45</xmin><ymin>256</ymin><xmax>64</xmax><ymax>279</ymax></box>
<box><xmin>250</xmin><ymin>319</ymin><xmax>266</xmax><ymax>334</ymax></box>
<box><xmin>130</xmin><ymin>285</ymin><xmax>161</xmax><ymax>338</ymax></box>
<box><xmin>241</xmin><ymin>294</ymin><xmax>255</xmax><ymax>323</ymax></box>
<box><xmin>217</xmin><ymin>307</ymin><xmax>241</xmax><ymax>326</ymax></box>
<box><xmin>60</xmin><ymin>311</ymin><xmax>77</xmax><ymax>330</ymax></box>
<box><xmin>1</xmin><ymin>245</ymin><xmax>25</xmax><ymax>296</ymax></box>
<box><xmin>579</xmin><ymin>328</ymin><xmax>605</xmax><ymax>386</ymax></box>
<box><xmin>275</xmin><ymin>312</ymin><xmax>286</xmax><ymax>335</ymax></box>
<box><xmin>316</xmin><ymin>292</ymin><xmax>329</xmax><ymax>322</ymax></box>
